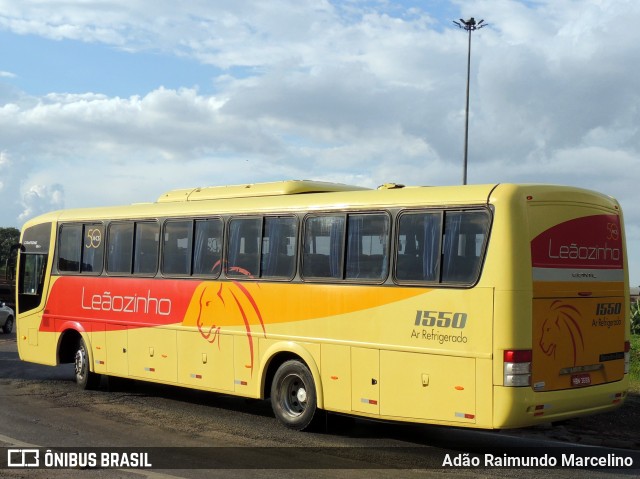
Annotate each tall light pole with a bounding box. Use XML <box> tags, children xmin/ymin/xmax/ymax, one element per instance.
<box><xmin>453</xmin><ymin>17</ymin><xmax>486</xmax><ymax>185</ymax></box>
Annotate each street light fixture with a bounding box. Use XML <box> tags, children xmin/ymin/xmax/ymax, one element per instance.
<box><xmin>453</xmin><ymin>17</ymin><xmax>487</xmax><ymax>185</ymax></box>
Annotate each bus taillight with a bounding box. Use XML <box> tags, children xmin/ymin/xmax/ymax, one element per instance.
<box><xmin>503</xmin><ymin>350</ymin><xmax>532</xmax><ymax>387</ymax></box>
<box><xmin>624</xmin><ymin>341</ymin><xmax>630</xmax><ymax>374</ymax></box>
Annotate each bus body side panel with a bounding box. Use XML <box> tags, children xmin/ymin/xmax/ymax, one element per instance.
<box><xmin>178</xmin><ymin>330</ymin><xmax>234</xmax><ymax>392</ymax></box>
<box><xmin>376</xmin><ymin>286</ymin><xmax>493</xmax><ymax>426</ymax></box>
<box><xmin>17</xmin><ymin>313</ymin><xmax>60</xmax><ymax>366</ymax></box>
<box><xmin>254</xmin><ymin>285</ymin><xmax>494</xmax><ymax>426</ymax></box>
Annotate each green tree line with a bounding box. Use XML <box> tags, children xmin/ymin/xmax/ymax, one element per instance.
<box><xmin>0</xmin><ymin>227</ymin><xmax>20</xmax><ymax>277</ymax></box>
<box><xmin>632</xmin><ymin>298</ymin><xmax>640</xmax><ymax>335</ymax></box>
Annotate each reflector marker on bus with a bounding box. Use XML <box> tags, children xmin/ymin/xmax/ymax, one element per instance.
<box><xmin>190</xmin><ymin>374</ymin><xmax>202</xmax><ymax>379</ymax></box>
<box><xmin>144</xmin><ymin>367</ymin><xmax>155</xmax><ymax>372</ymax></box>
<box><xmin>360</xmin><ymin>398</ymin><xmax>378</xmax><ymax>405</ymax></box>
<box><xmin>527</xmin><ymin>404</ymin><xmax>552</xmax><ymax>416</ymax></box>
<box><xmin>235</xmin><ymin>380</ymin><xmax>248</xmax><ymax>386</ymax></box>
<box><xmin>330</xmin><ymin>376</ymin><xmax>339</xmax><ymax>380</ymax></box>
<box><xmin>95</xmin><ymin>360</ymin><xmax>105</xmax><ymax>365</ymax></box>
<box><xmin>455</xmin><ymin>412</ymin><xmax>475</xmax><ymax>419</ymax></box>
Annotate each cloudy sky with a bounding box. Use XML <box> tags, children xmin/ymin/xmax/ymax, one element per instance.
<box><xmin>0</xmin><ymin>0</ymin><xmax>639</xmax><ymax>285</ymax></box>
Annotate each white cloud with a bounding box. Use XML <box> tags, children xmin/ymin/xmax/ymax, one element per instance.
<box><xmin>0</xmin><ymin>150</ymin><xmax>9</xmax><ymax>166</ymax></box>
<box><xmin>0</xmin><ymin>0</ymin><xmax>340</xmax><ymax>65</ymax></box>
<box><xmin>18</xmin><ymin>183</ymin><xmax>65</xmax><ymax>222</ymax></box>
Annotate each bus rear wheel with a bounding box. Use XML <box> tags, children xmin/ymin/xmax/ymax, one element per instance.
<box><xmin>270</xmin><ymin>360</ymin><xmax>317</xmax><ymax>431</ymax></box>
<box><xmin>74</xmin><ymin>338</ymin><xmax>100</xmax><ymax>390</ymax></box>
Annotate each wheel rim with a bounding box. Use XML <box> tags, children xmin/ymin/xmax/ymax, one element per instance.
<box><xmin>75</xmin><ymin>345</ymin><xmax>87</xmax><ymax>382</ymax></box>
<box><xmin>280</xmin><ymin>373</ymin><xmax>307</xmax><ymax>417</ymax></box>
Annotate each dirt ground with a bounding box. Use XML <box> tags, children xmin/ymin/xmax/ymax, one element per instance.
<box><xmin>510</xmin><ymin>391</ymin><xmax>640</xmax><ymax>450</ymax></box>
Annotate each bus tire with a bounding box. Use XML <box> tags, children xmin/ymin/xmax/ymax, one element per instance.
<box><xmin>74</xmin><ymin>338</ymin><xmax>100</xmax><ymax>390</ymax></box>
<box><xmin>270</xmin><ymin>359</ymin><xmax>317</xmax><ymax>431</ymax></box>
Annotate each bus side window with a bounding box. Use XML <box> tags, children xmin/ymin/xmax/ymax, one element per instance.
<box><xmin>58</xmin><ymin>224</ymin><xmax>82</xmax><ymax>273</ymax></box>
<box><xmin>58</xmin><ymin>223</ymin><xmax>104</xmax><ymax>274</ymax></box>
<box><xmin>162</xmin><ymin>220</ymin><xmax>192</xmax><ymax>275</ymax></box>
<box><xmin>441</xmin><ymin>210</ymin><xmax>489</xmax><ymax>284</ymax></box>
<box><xmin>82</xmin><ymin>224</ymin><xmax>104</xmax><ymax>274</ymax></box>
<box><xmin>107</xmin><ymin>223</ymin><xmax>134</xmax><ymax>274</ymax></box>
<box><xmin>302</xmin><ymin>215</ymin><xmax>345</xmax><ymax>279</ymax></box>
<box><xmin>345</xmin><ymin>213</ymin><xmax>389</xmax><ymax>281</ymax></box>
<box><xmin>261</xmin><ymin>216</ymin><xmax>297</xmax><ymax>279</ymax></box>
<box><xmin>193</xmin><ymin>218</ymin><xmax>223</xmax><ymax>276</ymax></box>
<box><xmin>227</xmin><ymin>218</ymin><xmax>261</xmax><ymax>277</ymax></box>
<box><xmin>133</xmin><ymin>222</ymin><xmax>160</xmax><ymax>275</ymax></box>
<box><xmin>395</xmin><ymin>212</ymin><xmax>442</xmax><ymax>282</ymax></box>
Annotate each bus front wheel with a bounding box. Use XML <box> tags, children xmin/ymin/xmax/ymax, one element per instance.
<box><xmin>74</xmin><ymin>338</ymin><xmax>100</xmax><ymax>390</ymax></box>
<box><xmin>270</xmin><ymin>360</ymin><xmax>317</xmax><ymax>431</ymax></box>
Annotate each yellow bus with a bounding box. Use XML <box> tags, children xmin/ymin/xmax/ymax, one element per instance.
<box><xmin>14</xmin><ymin>181</ymin><xmax>630</xmax><ymax>430</ymax></box>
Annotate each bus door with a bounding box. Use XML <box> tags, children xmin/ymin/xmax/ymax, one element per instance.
<box><xmin>16</xmin><ymin>222</ymin><xmax>53</xmax><ymax>363</ymax></box>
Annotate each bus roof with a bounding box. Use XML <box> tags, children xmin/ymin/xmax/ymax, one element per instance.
<box><xmin>19</xmin><ymin>182</ymin><xmax>621</xmax><ymax>228</ymax></box>
<box><xmin>157</xmin><ymin>180</ymin><xmax>370</xmax><ymax>202</ymax></box>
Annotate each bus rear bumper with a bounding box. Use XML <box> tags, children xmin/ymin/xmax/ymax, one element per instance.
<box><xmin>493</xmin><ymin>378</ymin><xmax>629</xmax><ymax>429</ymax></box>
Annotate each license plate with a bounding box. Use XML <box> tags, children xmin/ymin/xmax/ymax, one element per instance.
<box><xmin>571</xmin><ymin>373</ymin><xmax>591</xmax><ymax>387</ymax></box>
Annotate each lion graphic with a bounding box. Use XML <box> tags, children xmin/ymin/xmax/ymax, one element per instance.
<box><xmin>539</xmin><ymin>300</ymin><xmax>584</xmax><ymax>367</ymax></box>
<box><xmin>188</xmin><ymin>279</ymin><xmax>266</xmax><ymax>376</ymax></box>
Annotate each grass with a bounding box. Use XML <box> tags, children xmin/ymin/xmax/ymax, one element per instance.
<box><xmin>629</xmin><ymin>334</ymin><xmax>640</xmax><ymax>393</ymax></box>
